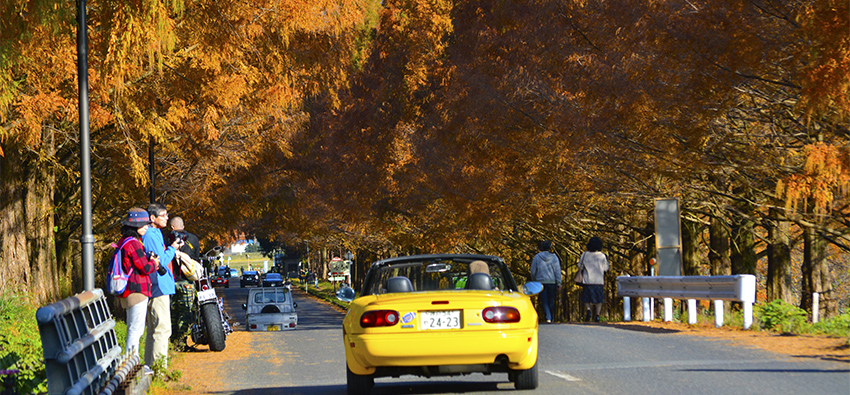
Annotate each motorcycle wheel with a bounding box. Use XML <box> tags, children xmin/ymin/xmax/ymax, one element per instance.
<box><xmin>201</xmin><ymin>302</ymin><xmax>227</xmax><ymax>351</ymax></box>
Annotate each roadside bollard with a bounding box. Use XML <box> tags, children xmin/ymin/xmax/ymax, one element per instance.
<box><xmin>714</xmin><ymin>300</ymin><xmax>724</xmax><ymax>328</ymax></box>
<box><xmin>688</xmin><ymin>299</ymin><xmax>697</xmax><ymax>325</ymax></box>
<box><xmin>813</xmin><ymin>292</ymin><xmax>819</xmax><ymax>324</ymax></box>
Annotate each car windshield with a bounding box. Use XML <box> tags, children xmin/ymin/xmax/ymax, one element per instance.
<box><xmin>253</xmin><ymin>290</ymin><xmax>288</xmax><ymax>304</ymax></box>
<box><xmin>265</xmin><ymin>273</ymin><xmax>281</xmax><ymax>280</ymax></box>
<box><xmin>361</xmin><ymin>257</ymin><xmax>516</xmax><ymax>296</ymax></box>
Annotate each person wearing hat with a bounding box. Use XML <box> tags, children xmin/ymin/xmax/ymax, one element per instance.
<box><xmin>531</xmin><ymin>240</ymin><xmax>562</xmax><ymax>323</ymax></box>
<box><xmin>115</xmin><ymin>207</ymin><xmax>160</xmax><ymax>373</ymax></box>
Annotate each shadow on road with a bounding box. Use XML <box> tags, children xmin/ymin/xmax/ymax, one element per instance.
<box><xmin>600</xmin><ymin>323</ymin><xmax>682</xmax><ymax>334</ymax></box>
<box><xmin>677</xmin><ymin>367</ymin><xmax>850</xmax><ymax>373</ymax></box>
<box><xmin>227</xmin><ymin>380</ymin><xmax>507</xmax><ymax>394</ymax></box>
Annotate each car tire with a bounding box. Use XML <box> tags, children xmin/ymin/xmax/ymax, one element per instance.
<box><xmin>346</xmin><ymin>366</ymin><xmax>374</xmax><ymax>395</ymax></box>
<box><xmin>201</xmin><ymin>302</ymin><xmax>227</xmax><ymax>352</ymax></box>
<box><xmin>511</xmin><ymin>361</ymin><xmax>538</xmax><ymax>390</ymax></box>
<box><xmin>241</xmin><ymin>284</ymin><xmax>244</xmax><ymax>288</ymax></box>
<box><xmin>225</xmin><ymin>283</ymin><xmax>229</xmax><ymax>288</ymax></box>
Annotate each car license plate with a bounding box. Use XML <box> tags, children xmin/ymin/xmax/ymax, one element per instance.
<box><xmin>267</xmin><ymin>325</ymin><xmax>279</xmax><ymax>331</ymax></box>
<box><xmin>420</xmin><ymin>310</ymin><xmax>461</xmax><ymax>330</ymax></box>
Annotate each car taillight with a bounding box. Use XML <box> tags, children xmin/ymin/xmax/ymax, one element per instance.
<box><xmin>360</xmin><ymin>310</ymin><xmax>399</xmax><ymax>328</ymax></box>
<box><xmin>482</xmin><ymin>306</ymin><xmax>520</xmax><ymax>323</ymax></box>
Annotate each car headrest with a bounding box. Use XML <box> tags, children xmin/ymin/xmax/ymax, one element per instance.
<box><xmin>466</xmin><ymin>272</ymin><xmax>493</xmax><ymax>290</ymax></box>
<box><xmin>387</xmin><ymin>276</ymin><xmax>414</xmax><ymax>293</ymax></box>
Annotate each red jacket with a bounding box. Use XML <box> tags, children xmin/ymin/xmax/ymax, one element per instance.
<box><xmin>119</xmin><ymin>236</ymin><xmax>158</xmax><ymax>298</ymax></box>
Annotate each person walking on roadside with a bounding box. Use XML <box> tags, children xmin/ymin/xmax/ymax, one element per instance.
<box><xmin>578</xmin><ymin>236</ymin><xmax>610</xmax><ymax>322</ymax></box>
<box><xmin>114</xmin><ymin>208</ymin><xmax>159</xmax><ymax>376</ymax></box>
<box><xmin>143</xmin><ymin>203</ymin><xmax>183</xmax><ymax>370</ymax></box>
<box><xmin>531</xmin><ymin>240</ymin><xmax>562</xmax><ymax>323</ymax></box>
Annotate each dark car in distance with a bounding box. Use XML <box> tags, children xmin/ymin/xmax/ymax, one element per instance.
<box><xmin>262</xmin><ymin>272</ymin><xmax>284</xmax><ymax>287</ymax></box>
<box><xmin>211</xmin><ymin>274</ymin><xmax>229</xmax><ymax>288</ymax></box>
<box><xmin>241</xmin><ymin>270</ymin><xmax>260</xmax><ymax>288</ymax></box>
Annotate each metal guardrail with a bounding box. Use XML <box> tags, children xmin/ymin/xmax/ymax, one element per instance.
<box><xmin>616</xmin><ymin>275</ymin><xmax>757</xmax><ymax>329</ymax></box>
<box><xmin>36</xmin><ymin>288</ymin><xmax>149</xmax><ymax>395</ymax></box>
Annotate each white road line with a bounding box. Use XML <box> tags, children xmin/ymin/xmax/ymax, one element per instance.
<box><xmin>545</xmin><ymin>370</ymin><xmax>582</xmax><ymax>381</ymax></box>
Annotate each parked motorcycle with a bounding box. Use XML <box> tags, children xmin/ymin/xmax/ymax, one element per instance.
<box><xmin>186</xmin><ymin>247</ymin><xmax>232</xmax><ymax>351</ymax></box>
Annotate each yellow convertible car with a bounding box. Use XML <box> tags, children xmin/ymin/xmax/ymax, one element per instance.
<box><xmin>339</xmin><ymin>254</ymin><xmax>542</xmax><ymax>394</ymax></box>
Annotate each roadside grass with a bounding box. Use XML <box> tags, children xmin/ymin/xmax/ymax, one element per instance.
<box><xmin>291</xmin><ymin>278</ymin><xmax>351</xmax><ymax>310</ymax></box>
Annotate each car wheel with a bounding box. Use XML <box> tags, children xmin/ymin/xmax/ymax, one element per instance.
<box><xmin>241</xmin><ymin>284</ymin><xmax>244</xmax><ymax>288</ymax></box>
<box><xmin>346</xmin><ymin>366</ymin><xmax>374</xmax><ymax>395</ymax></box>
<box><xmin>511</xmin><ymin>361</ymin><xmax>538</xmax><ymax>390</ymax></box>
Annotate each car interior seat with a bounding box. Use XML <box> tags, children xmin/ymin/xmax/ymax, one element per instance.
<box><xmin>387</xmin><ymin>276</ymin><xmax>415</xmax><ymax>293</ymax></box>
<box><xmin>465</xmin><ymin>272</ymin><xmax>493</xmax><ymax>290</ymax></box>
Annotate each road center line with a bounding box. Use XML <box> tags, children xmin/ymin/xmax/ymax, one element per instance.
<box><xmin>545</xmin><ymin>370</ymin><xmax>582</xmax><ymax>381</ymax></box>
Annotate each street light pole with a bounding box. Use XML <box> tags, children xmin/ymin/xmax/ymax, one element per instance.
<box><xmin>77</xmin><ymin>0</ymin><xmax>95</xmax><ymax>291</ymax></box>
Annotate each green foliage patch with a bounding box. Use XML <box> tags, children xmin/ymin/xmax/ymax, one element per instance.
<box><xmin>755</xmin><ymin>299</ymin><xmax>809</xmax><ymax>333</ymax></box>
<box><xmin>755</xmin><ymin>299</ymin><xmax>850</xmax><ymax>341</ymax></box>
<box><xmin>0</xmin><ymin>293</ymin><xmax>47</xmax><ymax>394</ymax></box>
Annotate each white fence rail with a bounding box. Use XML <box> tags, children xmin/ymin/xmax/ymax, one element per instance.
<box><xmin>616</xmin><ymin>275</ymin><xmax>756</xmax><ymax>329</ymax></box>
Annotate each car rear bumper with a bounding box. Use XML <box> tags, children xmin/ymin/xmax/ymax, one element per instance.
<box><xmin>246</xmin><ymin>313</ymin><xmax>298</xmax><ymax>331</ymax></box>
<box><xmin>344</xmin><ymin>328</ymin><xmax>537</xmax><ymax>375</ymax></box>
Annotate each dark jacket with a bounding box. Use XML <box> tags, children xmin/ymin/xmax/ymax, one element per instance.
<box><xmin>169</xmin><ymin>231</ymin><xmax>201</xmax><ymax>282</ymax></box>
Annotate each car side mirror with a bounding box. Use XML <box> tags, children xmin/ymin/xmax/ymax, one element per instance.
<box><xmin>241</xmin><ymin>303</ymin><xmax>247</xmax><ymax>310</ymax></box>
<box><xmin>293</xmin><ymin>302</ymin><xmax>297</xmax><ymax>309</ymax></box>
<box><xmin>336</xmin><ymin>287</ymin><xmax>356</xmax><ymax>302</ymax></box>
<box><xmin>522</xmin><ymin>281</ymin><xmax>543</xmax><ymax>295</ymax></box>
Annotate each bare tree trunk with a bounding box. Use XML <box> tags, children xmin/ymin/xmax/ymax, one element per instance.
<box><xmin>709</xmin><ymin>214</ymin><xmax>732</xmax><ymax>313</ymax></box>
<box><xmin>708</xmin><ymin>216</ymin><xmax>731</xmax><ymax>276</ymax></box>
<box><xmin>0</xmin><ymin>147</ymin><xmax>30</xmax><ymax>297</ymax></box>
<box><xmin>730</xmin><ymin>216</ymin><xmax>756</xmax><ymax>275</ymax></box>
<box><xmin>801</xmin><ymin>224</ymin><xmax>836</xmax><ymax>319</ymax></box>
<box><xmin>766</xmin><ymin>208</ymin><xmax>793</xmax><ymax>304</ymax></box>
<box><xmin>681</xmin><ymin>219</ymin><xmax>701</xmax><ymax>275</ymax></box>
<box><xmin>27</xmin><ymin>127</ymin><xmax>61</xmax><ymax>304</ymax></box>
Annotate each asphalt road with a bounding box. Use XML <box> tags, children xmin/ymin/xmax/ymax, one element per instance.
<box><xmin>211</xmin><ymin>278</ymin><xmax>849</xmax><ymax>394</ymax></box>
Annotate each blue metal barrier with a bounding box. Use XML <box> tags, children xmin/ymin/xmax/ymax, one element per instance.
<box><xmin>36</xmin><ymin>288</ymin><xmax>148</xmax><ymax>395</ymax></box>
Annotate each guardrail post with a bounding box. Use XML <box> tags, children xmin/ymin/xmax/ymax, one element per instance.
<box><xmin>623</xmin><ymin>297</ymin><xmax>631</xmax><ymax>321</ymax></box>
<box><xmin>713</xmin><ymin>300</ymin><xmax>724</xmax><ymax>328</ymax></box>
<box><xmin>812</xmin><ymin>292</ymin><xmax>819</xmax><ymax>324</ymax></box>
<box><xmin>663</xmin><ymin>298</ymin><xmax>672</xmax><ymax>322</ymax></box>
<box><xmin>743</xmin><ymin>301</ymin><xmax>753</xmax><ymax>329</ymax></box>
<box><xmin>642</xmin><ymin>297</ymin><xmax>651</xmax><ymax>322</ymax></box>
<box><xmin>687</xmin><ymin>299</ymin><xmax>697</xmax><ymax>324</ymax></box>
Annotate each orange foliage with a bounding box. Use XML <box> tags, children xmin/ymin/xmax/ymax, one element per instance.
<box><xmin>777</xmin><ymin>142</ymin><xmax>850</xmax><ymax>215</ymax></box>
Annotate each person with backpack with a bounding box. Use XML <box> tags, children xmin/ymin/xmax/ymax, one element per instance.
<box><xmin>114</xmin><ymin>208</ymin><xmax>160</xmax><ymax>371</ymax></box>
